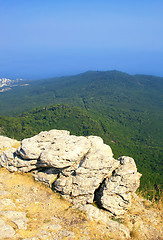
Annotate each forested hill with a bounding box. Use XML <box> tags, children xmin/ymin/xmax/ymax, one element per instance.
<box><xmin>0</xmin><ymin>105</ymin><xmax>104</xmax><ymax>140</ymax></box>
<box><xmin>0</xmin><ymin>70</ymin><xmax>162</xmax><ymax>195</ymax></box>
<box><xmin>0</xmin><ymin>70</ymin><xmax>162</xmax><ymax>116</ymax></box>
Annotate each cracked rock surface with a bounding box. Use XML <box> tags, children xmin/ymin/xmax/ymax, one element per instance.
<box><xmin>0</xmin><ymin>130</ymin><xmax>142</xmax><ymax>216</ymax></box>
<box><xmin>96</xmin><ymin>156</ymin><xmax>142</xmax><ymax>215</ymax></box>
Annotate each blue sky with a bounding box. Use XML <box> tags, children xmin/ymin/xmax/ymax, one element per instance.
<box><xmin>0</xmin><ymin>0</ymin><xmax>163</xmax><ymax>79</ymax></box>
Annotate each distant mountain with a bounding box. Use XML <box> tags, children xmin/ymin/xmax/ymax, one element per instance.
<box><xmin>0</xmin><ymin>70</ymin><xmax>162</xmax><ymax>192</ymax></box>
<box><xmin>0</xmin><ymin>70</ymin><xmax>162</xmax><ymax>115</ymax></box>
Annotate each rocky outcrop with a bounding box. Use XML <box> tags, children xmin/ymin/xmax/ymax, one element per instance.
<box><xmin>0</xmin><ymin>130</ymin><xmax>141</xmax><ymax>216</ymax></box>
<box><xmin>95</xmin><ymin>156</ymin><xmax>142</xmax><ymax>215</ymax></box>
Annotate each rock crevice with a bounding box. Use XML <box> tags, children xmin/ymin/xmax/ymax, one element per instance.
<box><xmin>0</xmin><ymin>130</ymin><xmax>141</xmax><ymax>216</ymax></box>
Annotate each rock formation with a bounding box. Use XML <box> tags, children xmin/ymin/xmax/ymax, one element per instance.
<box><xmin>0</xmin><ymin>130</ymin><xmax>141</xmax><ymax>216</ymax></box>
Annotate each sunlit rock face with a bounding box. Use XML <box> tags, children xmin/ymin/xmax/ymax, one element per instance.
<box><xmin>0</xmin><ymin>130</ymin><xmax>141</xmax><ymax>216</ymax></box>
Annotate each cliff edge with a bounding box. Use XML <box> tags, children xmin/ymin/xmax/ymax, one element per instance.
<box><xmin>0</xmin><ymin>130</ymin><xmax>162</xmax><ymax>239</ymax></box>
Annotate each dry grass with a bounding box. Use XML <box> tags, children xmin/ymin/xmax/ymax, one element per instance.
<box><xmin>120</xmin><ymin>190</ymin><xmax>163</xmax><ymax>240</ymax></box>
<box><xmin>137</xmin><ymin>187</ymin><xmax>163</xmax><ymax>212</ymax></box>
<box><xmin>0</xmin><ymin>168</ymin><xmax>117</xmax><ymax>240</ymax></box>
<box><xmin>11</xmin><ymin>141</ymin><xmax>20</xmax><ymax>149</ymax></box>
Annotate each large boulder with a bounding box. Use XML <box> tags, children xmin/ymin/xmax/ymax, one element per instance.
<box><xmin>53</xmin><ymin>136</ymin><xmax>119</xmax><ymax>206</ymax></box>
<box><xmin>96</xmin><ymin>156</ymin><xmax>142</xmax><ymax>215</ymax></box>
<box><xmin>17</xmin><ymin>129</ymin><xmax>70</xmax><ymax>160</ymax></box>
<box><xmin>39</xmin><ymin>134</ymin><xmax>91</xmax><ymax>168</ymax></box>
<box><xmin>0</xmin><ymin>130</ymin><xmax>141</xmax><ymax>216</ymax></box>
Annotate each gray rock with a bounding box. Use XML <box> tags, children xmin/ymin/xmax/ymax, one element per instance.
<box><xmin>0</xmin><ymin>130</ymin><xmax>141</xmax><ymax>217</ymax></box>
<box><xmin>33</xmin><ymin>168</ymin><xmax>59</xmax><ymax>187</ymax></box>
<box><xmin>53</xmin><ymin>135</ymin><xmax>120</xmax><ymax>206</ymax></box>
<box><xmin>0</xmin><ymin>148</ymin><xmax>38</xmax><ymax>172</ymax></box>
<box><xmin>0</xmin><ymin>210</ymin><xmax>28</xmax><ymax>229</ymax></box>
<box><xmin>0</xmin><ymin>136</ymin><xmax>19</xmax><ymax>153</ymax></box>
<box><xmin>0</xmin><ymin>198</ymin><xmax>16</xmax><ymax>210</ymax></box>
<box><xmin>40</xmin><ymin>135</ymin><xmax>91</xmax><ymax>168</ymax></box>
<box><xmin>54</xmin><ymin>174</ymin><xmax>73</xmax><ymax>197</ymax></box>
<box><xmin>0</xmin><ymin>217</ymin><xmax>15</xmax><ymax>239</ymax></box>
<box><xmin>17</xmin><ymin>130</ymin><xmax>70</xmax><ymax>160</ymax></box>
<box><xmin>98</xmin><ymin>156</ymin><xmax>142</xmax><ymax>215</ymax></box>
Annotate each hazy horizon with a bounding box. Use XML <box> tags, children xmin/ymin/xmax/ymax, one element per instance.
<box><xmin>0</xmin><ymin>0</ymin><xmax>163</xmax><ymax>79</ymax></box>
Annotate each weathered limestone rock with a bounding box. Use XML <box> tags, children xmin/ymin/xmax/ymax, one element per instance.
<box><xmin>0</xmin><ymin>136</ymin><xmax>20</xmax><ymax>173</ymax></box>
<box><xmin>0</xmin><ymin>130</ymin><xmax>141</xmax><ymax>217</ymax></box>
<box><xmin>0</xmin><ymin>198</ymin><xmax>16</xmax><ymax>210</ymax></box>
<box><xmin>17</xmin><ymin>130</ymin><xmax>70</xmax><ymax>160</ymax></box>
<box><xmin>0</xmin><ymin>210</ymin><xmax>28</xmax><ymax>230</ymax></box>
<box><xmin>0</xmin><ymin>147</ymin><xmax>39</xmax><ymax>172</ymax></box>
<box><xmin>33</xmin><ymin>168</ymin><xmax>59</xmax><ymax>187</ymax></box>
<box><xmin>39</xmin><ymin>135</ymin><xmax>91</xmax><ymax>168</ymax></box>
<box><xmin>0</xmin><ymin>136</ymin><xmax>20</xmax><ymax>154</ymax></box>
<box><xmin>0</xmin><ymin>217</ymin><xmax>15</xmax><ymax>239</ymax></box>
<box><xmin>97</xmin><ymin>156</ymin><xmax>142</xmax><ymax>215</ymax></box>
<box><xmin>53</xmin><ymin>135</ymin><xmax>120</xmax><ymax>206</ymax></box>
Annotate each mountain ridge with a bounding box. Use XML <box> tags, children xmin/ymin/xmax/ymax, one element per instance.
<box><xmin>0</xmin><ymin>70</ymin><xmax>162</xmax><ymax>116</ymax></box>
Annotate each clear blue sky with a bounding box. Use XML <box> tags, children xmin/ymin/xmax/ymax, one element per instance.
<box><xmin>0</xmin><ymin>0</ymin><xmax>163</xmax><ymax>79</ymax></box>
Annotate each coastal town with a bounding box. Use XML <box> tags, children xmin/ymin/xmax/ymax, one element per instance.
<box><xmin>0</xmin><ymin>78</ymin><xmax>28</xmax><ymax>92</ymax></box>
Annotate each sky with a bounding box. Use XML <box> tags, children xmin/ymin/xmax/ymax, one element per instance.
<box><xmin>0</xmin><ymin>0</ymin><xmax>163</xmax><ymax>79</ymax></box>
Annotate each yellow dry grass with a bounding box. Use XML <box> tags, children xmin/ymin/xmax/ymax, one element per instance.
<box><xmin>11</xmin><ymin>141</ymin><xmax>21</xmax><ymax>149</ymax></box>
<box><xmin>121</xmin><ymin>192</ymin><xmax>163</xmax><ymax>240</ymax></box>
<box><xmin>0</xmin><ymin>168</ymin><xmax>115</xmax><ymax>240</ymax></box>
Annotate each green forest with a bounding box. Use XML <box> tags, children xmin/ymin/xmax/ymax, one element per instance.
<box><xmin>0</xmin><ymin>71</ymin><xmax>162</xmax><ymax>198</ymax></box>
